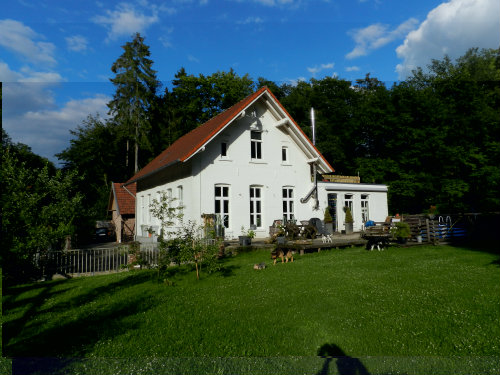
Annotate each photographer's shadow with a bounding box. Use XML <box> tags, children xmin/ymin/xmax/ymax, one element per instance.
<box><xmin>316</xmin><ymin>343</ymin><xmax>370</xmax><ymax>375</ymax></box>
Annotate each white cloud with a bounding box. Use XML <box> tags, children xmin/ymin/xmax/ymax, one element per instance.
<box><xmin>346</xmin><ymin>18</ymin><xmax>418</xmax><ymax>59</ymax></box>
<box><xmin>0</xmin><ymin>19</ymin><xmax>56</xmax><ymax>65</ymax></box>
<box><xmin>66</xmin><ymin>35</ymin><xmax>89</xmax><ymax>52</ymax></box>
<box><xmin>307</xmin><ymin>62</ymin><xmax>335</xmax><ymax>76</ymax></box>
<box><xmin>346</xmin><ymin>66</ymin><xmax>360</xmax><ymax>72</ymax></box>
<box><xmin>396</xmin><ymin>0</ymin><xmax>500</xmax><ymax>78</ymax></box>
<box><xmin>237</xmin><ymin>16</ymin><xmax>264</xmax><ymax>25</ymax></box>
<box><xmin>92</xmin><ymin>3</ymin><xmax>160</xmax><ymax>41</ymax></box>
<box><xmin>4</xmin><ymin>92</ymin><xmax>110</xmax><ymax>163</ymax></box>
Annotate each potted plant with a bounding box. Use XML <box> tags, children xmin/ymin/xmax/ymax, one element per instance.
<box><xmin>239</xmin><ymin>226</ymin><xmax>254</xmax><ymax>246</ymax></box>
<box><xmin>344</xmin><ymin>206</ymin><xmax>354</xmax><ymax>234</ymax></box>
<box><xmin>324</xmin><ymin>207</ymin><xmax>334</xmax><ymax>234</ymax></box>
<box><xmin>391</xmin><ymin>222</ymin><xmax>411</xmax><ymax>244</ymax></box>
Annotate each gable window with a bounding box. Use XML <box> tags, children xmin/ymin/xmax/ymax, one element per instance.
<box><xmin>281</xmin><ymin>146</ymin><xmax>288</xmax><ymax>163</ymax></box>
<box><xmin>215</xmin><ymin>185</ymin><xmax>229</xmax><ymax>228</ymax></box>
<box><xmin>249</xmin><ymin>186</ymin><xmax>262</xmax><ymax>228</ymax></box>
<box><xmin>282</xmin><ymin>187</ymin><xmax>294</xmax><ymax>222</ymax></box>
<box><xmin>361</xmin><ymin>194</ymin><xmax>369</xmax><ymax>222</ymax></box>
<box><xmin>250</xmin><ymin>131</ymin><xmax>262</xmax><ymax>160</ymax></box>
<box><xmin>221</xmin><ymin>142</ymin><xmax>227</xmax><ymax>157</ymax></box>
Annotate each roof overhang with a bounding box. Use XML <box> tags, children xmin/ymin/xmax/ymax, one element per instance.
<box><xmin>319</xmin><ymin>181</ymin><xmax>388</xmax><ymax>193</ymax></box>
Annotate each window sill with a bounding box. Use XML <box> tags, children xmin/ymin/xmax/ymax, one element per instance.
<box><xmin>281</xmin><ymin>163</ymin><xmax>292</xmax><ymax>166</ymax></box>
<box><xmin>249</xmin><ymin>160</ymin><xmax>267</xmax><ymax>165</ymax></box>
<box><xmin>219</xmin><ymin>158</ymin><xmax>233</xmax><ymax>162</ymax></box>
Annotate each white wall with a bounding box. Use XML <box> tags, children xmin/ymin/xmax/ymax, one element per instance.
<box><xmin>135</xmin><ymin>99</ymin><xmax>389</xmax><ymax>239</ymax></box>
<box><xmin>317</xmin><ymin>182</ymin><xmax>389</xmax><ymax>232</ymax></box>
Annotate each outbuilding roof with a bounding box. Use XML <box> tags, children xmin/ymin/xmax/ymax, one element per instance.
<box><xmin>109</xmin><ymin>182</ymin><xmax>136</xmax><ymax>216</ymax></box>
<box><xmin>125</xmin><ymin>86</ymin><xmax>333</xmax><ymax>185</ymax></box>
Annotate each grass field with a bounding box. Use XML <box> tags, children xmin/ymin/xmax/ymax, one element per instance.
<box><xmin>2</xmin><ymin>244</ymin><xmax>500</xmax><ymax>374</ymax></box>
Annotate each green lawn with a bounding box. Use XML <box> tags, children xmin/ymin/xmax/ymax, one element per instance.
<box><xmin>2</xmin><ymin>244</ymin><xmax>500</xmax><ymax>374</ymax></box>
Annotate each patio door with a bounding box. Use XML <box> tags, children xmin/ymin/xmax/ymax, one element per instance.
<box><xmin>327</xmin><ymin>193</ymin><xmax>337</xmax><ymax>232</ymax></box>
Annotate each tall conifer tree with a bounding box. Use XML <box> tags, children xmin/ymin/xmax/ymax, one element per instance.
<box><xmin>108</xmin><ymin>33</ymin><xmax>160</xmax><ymax>173</ymax></box>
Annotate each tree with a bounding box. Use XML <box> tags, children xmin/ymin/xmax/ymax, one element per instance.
<box><xmin>108</xmin><ymin>33</ymin><xmax>160</xmax><ymax>173</ymax></box>
<box><xmin>2</xmin><ymin>134</ymin><xmax>83</xmax><ymax>284</ymax></box>
<box><xmin>57</xmin><ymin>115</ymin><xmax>127</xmax><ymax>220</ymax></box>
<box><xmin>165</xmin><ymin>68</ymin><xmax>254</xmax><ymax>141</ymax></box>
<box><xmin>150</xmin><ymin>192</ymin><xmax>219</xmax><ymax>280</ymax></box>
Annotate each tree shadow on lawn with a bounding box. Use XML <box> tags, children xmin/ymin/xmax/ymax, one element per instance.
<box><xmin>4</xmin><ymin>272</ymin><xmax>156</xmax><ymax>369</ymax></box>
<box><xmin>316</xmin><ymin>343</ymin><xmax>370</xmax><ymax>375</ymax></box>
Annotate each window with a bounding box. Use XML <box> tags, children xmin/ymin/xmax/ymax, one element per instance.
<box><xmin>281</xmin><ymin>146</ymin><xmax>288</xmax><ymax>163</ymax></box>
<box><xmin>282</xmin><ymin>187</ymin><xmax>294</xmax><ymax>222</ymax></box>
<box><xmin>215</xmin><ymin>185</ymin><xmax>230</xmax><ymax>228</ymax></box>
<box><xmin>141</xmin><ymin>195</ymin><xmax>146</xmax><ymax>223</ymax></box>
<box><xmin>147</xmin><ymin>194</ymin><xmax>152</xmax><ymax>223</ymax></box>
<box><xmin>344</xmin><ymin>194</ymin><xmax>353</xmax><ymax>216</ymax></box>
<box><xmin>251</xmin><ymin>131</ymin><xmax>262</xmax><ymax>160</ymax></box>
<box><xmin>221</xmin><ymin>142</ymin><xmax>227</xmax><ymax>157</ymax></box>
<box><xmin>361</xmin><ymin>194</ymin><xmax>369</xmax><ymax>222</ymax></box>
<box><xmin>177</xmin><ymin>186</ymin><xmax>184</xmax><ymax>218</ymax></box>
<box><xmin>250</xmin><ymin>186</ymin><xmax>262</xmax><ymax>228</ymax></box>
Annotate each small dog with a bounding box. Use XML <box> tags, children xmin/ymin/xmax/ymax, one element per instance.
<box><xmin>271</xmin><ymin>249</ymin><xmax>294</xmax><ymax>265</ymax></box>
<box><xmin>253</xmin><ymin>262</ymin><xmax>266</xmax><ymax>270</ymax></box>
<box><xmin>321</xmin><ymin>234</ymin><xmax>333</xmax><ymax>244</ymax></box>
<box><xmin>366</xmin><ymin>236</ymin><xmax>390</xmax><ymax>251</ymax></box>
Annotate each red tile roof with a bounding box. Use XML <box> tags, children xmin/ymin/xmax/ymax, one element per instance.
<box><xmin>126</xmin><ymin>86</ymin><xmax>333</xmax><ymax>185</ymax></box>
<box><xmin>110</xmin><ymin>182</ymin><xmax>136</xmax><ymax>215</ymax></box>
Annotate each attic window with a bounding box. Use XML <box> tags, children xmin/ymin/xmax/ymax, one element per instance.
<box><xmin>251</xmin><ymin>131</ymin><xmax>262</xmax><ymax>160</ymax></box>
<box><xmin>221</xmin><ymin>142</ymin><xmax>227</xmax><ymax>157</ymax></box>
<box><xmin>281</xmin><ymin>146</ymin><xmax>288</xmax><ymax>163</ymax></box>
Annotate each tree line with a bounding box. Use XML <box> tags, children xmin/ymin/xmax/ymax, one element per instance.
<box><xmin>58</xmin><ymin>35</ymin><xmax>499</xmax><ymax>218</ymax></box>
<box><xmin>2</xmin><ymin>33</ymin><xmax>499</xmax><ymax>282</ymax></box>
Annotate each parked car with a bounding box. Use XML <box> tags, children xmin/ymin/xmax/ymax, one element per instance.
<box><xmin>94</xmin><ymin>227</ymin><xmax>115</xmax><ymax>242</ymax></box>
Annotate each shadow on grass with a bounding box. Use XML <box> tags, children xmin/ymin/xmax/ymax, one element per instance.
<box><xmin>3</xmin><ymin>272</ymin><xmax>156</xmax><ymax>375</ymax></box>
<box><xmin>316</xmin><ymin>343</ymin><xmax>370</xmax><ymax>375</ymax></box>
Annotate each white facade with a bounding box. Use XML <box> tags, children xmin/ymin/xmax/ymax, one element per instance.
<box><xmin>132</xmin><ymin>89</ymin><xmax>388</xmax><ymax>240</ymax></box>
<box><xmin>317</xmin><ymin>182</ymin><xmax>389</xmax><ymax>232</ymax></box>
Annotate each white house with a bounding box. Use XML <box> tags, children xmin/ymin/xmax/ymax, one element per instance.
<box><xmin>124</xmin><ymin>86</ymin><xmax>388</xmax><ymax>241</ymax></box>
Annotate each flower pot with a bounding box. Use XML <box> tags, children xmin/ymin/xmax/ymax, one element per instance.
<box><xmin>324</xmin><ymin>222</ymin><xmax>334</xmax><ymax>235</ymax></box>
<box><xmin>239</xmin><ymin>236</ymin><xmax>251</xmax><ymax>246</ymax></box>
<box><xmin>345</xmin><ymin>223</ymin><xmax>353</xmax><ymax>234</ymax></box>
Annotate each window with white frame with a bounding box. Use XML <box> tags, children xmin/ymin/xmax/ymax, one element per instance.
<box><xmin>215</xmin><ymin>185</ymin><xmax>230</xmax><ymax>228</ymax></box>
<box><xmin>221</xmin><ymin>142</ymin><xmax>228</xmax><ymax>158</ymax></box>
<box><xmin>361</xmin><ymin>194</ymin><xmax>369</xmax><ymax>222</ymax></box>
<box><xmin>250</xmin><ymin>131</ymin><xmax>262</xmax><ymax>160</ymax></box>
<box><xmin>281</xmin><ymin>146</ymin><xmax>288</xmax><ymax>163</ymax></box>
<box><xmin>147</xmin><ymin>194</ymin><xmax>152</xmax><ymax>223</ymax></box>
<box><xmin>177</xmin><ymin>185</ymin><xmax>184</xmax><ymax>219</ymax></box>
<box><xmin>282</xmin><ymin>187</ymin><xmax>294</xmax><ymax>222</ymax></box>
<box><xmin>249</xmin><ymin>186</ymin><xmax>262</xmax><ymax>228</ymax></box>
<box><xmin>344</xmin><ymin>194</ymin><xmax>353</xmax><ymax>215</ymax></box>
<box><xmin>141</xmin><ymin>195</ymin><xmax>146</xmax><ymax>223</ymax></box>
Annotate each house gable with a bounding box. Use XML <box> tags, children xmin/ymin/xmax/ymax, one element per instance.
<box><xmin>126</xmin><ymin>86</ymin><xmax>333</xmax><ymax>186</ymax></box>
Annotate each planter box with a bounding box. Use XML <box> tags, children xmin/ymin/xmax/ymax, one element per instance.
<box><xmin>345</xmin><ymin>223</ymin><xmax>353</xmax><ymax>234</ymax></box>
<box><xmin>324</xmin><ymin>222</ymin><xmax>334</xmax><ymax>235</ymax></box>
<box><xmin>239</xmin><ymin>236</ymin><xmax>251</xmax><ymax>246</ymax></box>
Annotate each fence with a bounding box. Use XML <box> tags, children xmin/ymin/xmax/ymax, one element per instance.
<box><xmin>38</xmin><ymin>244</ymin><xmax>158</xmax><ymax>277</ymax></box>
<box><xmin>403</xmin><ymin>214</ymin><xmax>472</xmax><ymax>243</ymax></box>
<box><xmin>38</xmin><ymin>238</ymin><xmax>219</xmax><ymax>278</ymax></box>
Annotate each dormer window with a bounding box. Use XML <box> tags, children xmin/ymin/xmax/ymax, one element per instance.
<box><xmin>250</xmin><ymin>131</ymin><xmax>262</xmax><ymax>160</ymax></box>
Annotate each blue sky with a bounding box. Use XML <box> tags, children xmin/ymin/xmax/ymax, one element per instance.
<box><xmin>2</xmin><ymin>0</ymin><xmax>499</xmax><ymax>164</ymax></box>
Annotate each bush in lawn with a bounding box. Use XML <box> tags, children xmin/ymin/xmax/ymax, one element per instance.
<box><xmin>150</xmin><ymin>192</ymin><xmax>220</xmax><ymax>281</ymax></box>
